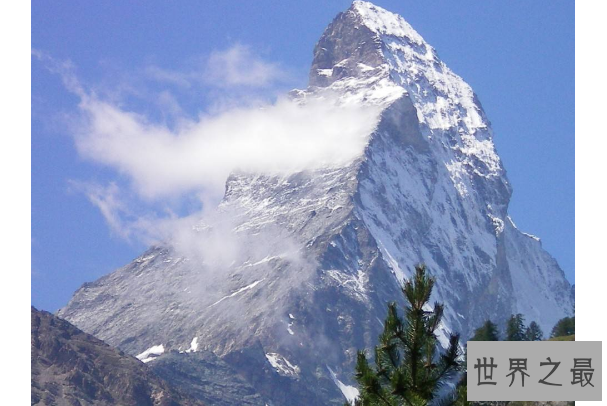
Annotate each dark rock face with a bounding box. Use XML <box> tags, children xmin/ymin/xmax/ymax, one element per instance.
<box><xmin>149</xmin><ymin>351</ymin><xmax>266</xmax><ymax>406</ymax></box>
<box><xmin>309</xmin><ymin>7</ymin><xmax>383</xmax><ymax>87</ymax></box>
<box><xmin>31</xmin><ymin>307</ymin><xmax>204</xmax><ymax>406</ymax></box>
<box><xmin>220</xmin><ymin>342</ymin><xmax>334</xmax><ymax>406</ymax></box>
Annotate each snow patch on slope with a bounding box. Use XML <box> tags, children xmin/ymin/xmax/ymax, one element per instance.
<box><xmin>266</xmin><ymin>353</ymin><xmax>300</xmax><ymax>376</ymax></box>
<box><xmin>325</xmin><ymin>269</ymin><xmax>367</xmax><ymax>301</ymax></box>
<box><xmin>208</xmin><ymin>279</ymin><xmax>265</xmax><ymax>308</ymax></box>
<box><xmin>136</xmin><ymin>344</ymin><xmax>164</xmax><ymax>363</ymax></box>
<box><xmin>186</xmin><ymin>337</ymin><xmax>198</xmax><ymax>353</ymax></box>
<box><xmin>327</xmin><ymin>365</ymin><xmax>359</xmax><ymax>404</ymax></box>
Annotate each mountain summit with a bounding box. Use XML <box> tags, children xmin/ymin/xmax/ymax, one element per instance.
<box><xmin>58</xmin><ymin>2</ymin><xmax>573</xmax><ymax>404</ymax></box>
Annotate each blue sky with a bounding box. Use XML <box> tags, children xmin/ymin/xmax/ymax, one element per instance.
<box><xmin>31</xmin><ymin>1</ymin><xmax>574</xmax><ymax>312</ymax></box>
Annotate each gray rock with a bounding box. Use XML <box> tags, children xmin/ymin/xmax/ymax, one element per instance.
<box><xmin>149</xmin><ymin>351</ymin><xmax>266</xmax><ymax>406</ymax></box>
<box><xmin>31</xmin><ymin>307</ymin><xmax>205</xmax><ymax>406</ymax></box>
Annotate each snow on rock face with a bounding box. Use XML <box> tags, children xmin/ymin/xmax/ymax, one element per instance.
<box><xmin>327</xmin><ymin>366</ymin><xmax>360</xmax><ymax>405</ymax></box>
<box><xmin>208</xmin><ymin>279</ymin><xmax>265</xmax><ymax>308</ymax></box>
<box><xmin>136</xmin><ymin>344</ymin><xmax>164</xmax><ymax>363</ymax></box>
<box><xmin>185</xmin><ymin>337</ymin><xmax>199</xmax><ymax>353</ymax></box>
<box><xmin>307</xmin><ymin>0</ymin><xmax>571</xmax><ymax>337</ymax></box>
<box><xmin>311</xmin><ymin>0</ymin><xmax>505</xmax><ymax>201</ymax></box>
<box><xmin>352</xmin><ymin>1</ymin><xmax>425</xmax><ymax>44</ymax></box>
<box><xmin>59</xmin><ymin>2</ymin><xmax>573</xmax><ymax>405</ymax></box>
<box><xmin>265</xmin><ymin>353</ymin><xmax>300</xmax><ymax>376</ymax></box>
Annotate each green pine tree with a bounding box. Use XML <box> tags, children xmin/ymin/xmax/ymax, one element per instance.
<box><xmin>452</xmin><ymin>346</ymin><xmax>469</xmax><ymax>406</ymax></box>
<box><xmin>452</xmin><ymin>383</ymin><xmax>467</xmax><ymax>406</ymax></box>
<box><xmin>550</xmin><ymin>316</ymin><xmax>575</xmax><ymax>338</ymax></box>
<box><xmin>470</xmin><ymin>320</ymin><xmax>499</xmax><ymax>342</ymax></box>
<box><xmin>455</xmin><ymin>319</ymin><xmax>499</xmax><ymax>406</ymax></box>
<box><xmin>352</xmin><ymin>264</ymin><xmax>463</xmax><ymax>406</ymax></box>
<box><xmin>524</xmin><ymin>321</ymin><xmax>544</xmax><ymax>341</ymax></box>
<box><xmin>506</xmin><ymin>314</ymin><xmax>525</xmax><ymax>341</ymax></box>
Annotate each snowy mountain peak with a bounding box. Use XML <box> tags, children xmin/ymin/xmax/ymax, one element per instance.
<box><xmin>351</xmin><ymin>1</ymin><xmax>426</xmax><ymax>45</ymax></box>
<box><xmin>310</xmin><ymin>1</ymin><xmax>489</xmax><ymax>138</ymax></box>
<box><xmin>308</xmin><ymin>1</ymin><xmax>507</xmax><ymax>211</ymax></box>
<box><xmin>310</xmin><ymin>0</ymin><xmax>434</xmax><ymax>88</ymax></box>
<box><xmin>59</xmin><ymin>3</ymin><xmax>573</xmax><ymax>405</ymax></box>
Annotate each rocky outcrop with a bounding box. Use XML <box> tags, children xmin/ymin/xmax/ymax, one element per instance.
<box><xmin>31</xmin><ymin>307</ymin><xmax>204</xmax><ymax>406</ymax></box>
<box><xmin>149</xmin><ymin>350</ymin><xmax>267</xmax><ymax>406</ymax></box>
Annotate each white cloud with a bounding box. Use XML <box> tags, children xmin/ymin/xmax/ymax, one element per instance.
<box><xmin>204</xmin><ymin>44</ymin><xmax>284</xmax><ymax>87</ymax></box>
<box><xmin>73</xmin><ymin>93</ymin><xmax>381</xmax><ymax>201</ymax></box>
<box><xmin>144</xmin><ymin>44</ymin><xmax>288</xmax><ymax>90</ymax></box>
<box><xmin>80</xmin><ymin>182</ymin><xmax>130</xmax><ymax>239</ymax></box>
<box><xmin>36</xmin><ymin>47</ymin><xmax>382</xmax><ymax>248</ymax></box>
<box><xmin>32</xmin><ymin>49</ymin><xmax>86</xmax><ymax>98</ymax></box>
<box><xmin>145</xmin><ymin>65</ymin><xmax>193</xmax><ymax>89</ymax></box>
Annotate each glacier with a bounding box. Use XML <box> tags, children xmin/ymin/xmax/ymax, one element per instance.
<box><xmin>58</xmin><ymin>2</ymin><xmax>573</xmax><ymax>404</ymax></box>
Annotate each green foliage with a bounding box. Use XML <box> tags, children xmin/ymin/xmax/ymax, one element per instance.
<box><xmin>353</xmin><ymin>264</ymin><xmax>463</xmax><ymax>406</ymax></box>
<box><xmin>524</xmin><ymin>321</ymin><xmax>543</xmax><ymax>341</ymax></box>
<box><xmin>459</xmin><ymin>319</ymin><xmax>499</xmax><ymax>406</ymax></box>
<box><xmin>550</xmin><ymin>316</ymin><xmax>575</xmax><ymax>338</ymax></box>
<box><xmin>452</xmin><ymin>380</ymin><xmax>468</xmax><ymax>406</ymax></box>
<box><xmin>452</xmin><ymin>316</ymin><xmax>545</xmax><ymax>406</ymax></box>
<box><xmin>506</xmin><ymin>314</ymin><xmax>526</xmax><ymax>341</ymax></box>
<box><xmin>470</xmin><ymin>320</ymin><xmax>499</xmax><ymax>342</ymax></box>
<box><xmin>548</xmin><ymin>334</ymin><xmax>575</xmax><ymax>341</ymax></box>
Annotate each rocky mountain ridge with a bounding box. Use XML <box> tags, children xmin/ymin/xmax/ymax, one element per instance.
<box><xmin>31</xmin><ymin>306</ymin><xmax>206</xmax><ymax>406</ymax></box>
